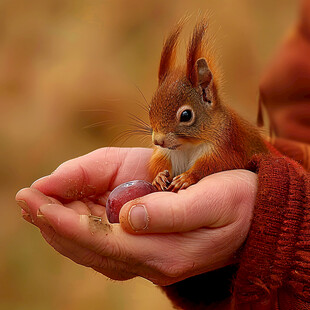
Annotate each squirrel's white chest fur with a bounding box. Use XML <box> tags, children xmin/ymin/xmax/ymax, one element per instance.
<box><xmin>159</xmin><ymin>143</ymin><xmax>212</xmax><ymax>177</ymax></box>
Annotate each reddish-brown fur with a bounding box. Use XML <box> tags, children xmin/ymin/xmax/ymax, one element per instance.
<box><xmin>158</xmin><ymin>21</ymin><xmax>183</xmax><ymax>84</ymax></box>
<box><xmin>149</xmin><ymin>20</ymin><xmax>269</xmax><ymax>191</ymax></box>
<box><xmin>186</xmin><ymin>20</ymin><xmax>207</xmax><ymax>87</ymax></box>
<box><xmin>148</xmin><ymin>147</ymin><xmax>172</xmax><ymax>179</ymax></box>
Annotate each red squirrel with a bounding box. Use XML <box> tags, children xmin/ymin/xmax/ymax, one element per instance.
<box><xmin>148</xmin><ymin>19</ymin><xmax>269</xmax><ymax>192</ymax></box>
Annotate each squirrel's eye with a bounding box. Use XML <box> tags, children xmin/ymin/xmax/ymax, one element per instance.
<box><xmin>176</xmin><ymin>105</ymin><xmax>195</xmax><ymax>125</ymax></box>
<box><xmin>180</xmin><ymin>109</ymin><xmax>192</xmax><ymax>122</ymax></box>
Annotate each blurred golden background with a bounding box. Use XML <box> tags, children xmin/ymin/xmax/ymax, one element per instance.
<box><xmin>1</xmin><ymin>0</ymin><xmax>297</xmax><ymax>309</ymax></box>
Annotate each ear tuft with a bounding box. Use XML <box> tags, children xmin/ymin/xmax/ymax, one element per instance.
<box><xmin>158</xmin><ymin>20</ymin><xmax>185</xmax><ymax>84</ymax></box>
<box><xmin>186</xmin><ymin>19</ymin><xmax>208</xmax><ymax>86</ymax></box>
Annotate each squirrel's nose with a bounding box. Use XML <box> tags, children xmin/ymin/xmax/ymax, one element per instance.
<box><xmin>152</xmin><ymin>132</ymin><xmax>165</xmax><ymax>148</ymax></box>
<box><xmin>154</xmin><ymin>138</ymin><xmax>165</xmax><ymax>147</ymax></box>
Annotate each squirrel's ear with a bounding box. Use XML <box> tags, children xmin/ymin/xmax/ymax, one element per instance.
<box><xmin>196</xmin><ymin>58</ymin><xmax>213</xmax><ymax>104</ymax></box>
<box><xmin>196</xmin><ymin>58</ymin><xmax>212</xmax><ymax>88</ymax></box>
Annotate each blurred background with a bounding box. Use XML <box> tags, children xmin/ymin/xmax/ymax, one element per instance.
<box><xmin>0</xmin><ymin>0</ymin><xmax>297</xmax><ymax>309</ymax></box>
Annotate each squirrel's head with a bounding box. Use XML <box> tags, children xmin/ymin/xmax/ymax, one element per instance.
<box><xmin>149</xmin><ymin>19</ymin><xmax>222</xmax><ymax>150</ymax></box>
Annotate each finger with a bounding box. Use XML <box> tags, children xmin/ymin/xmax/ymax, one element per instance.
<box><xmin>83</xmin><ymin>200</ymin><xmax>107</xmax><ymax>218</ymax></box>
<box><xmin>38</xmin><ymin>220</ymin><xmax>176</xmax><ymax>284</ymax></box>
<box><xmin>35</xmin><ymin>199</ymin><xmax>249</xmax><ymax>285</ymax></box>
<box><xmin>16</xmin><ymin>187</ymin><xmax>154</xmax><ymax>267</ymax></box>
<box><xmin>16</xmin><ymin>187</ymin><xmax>59</xmax><ymax>222</ymax></box>
<box><xmin>64</xmin><ymin>201</ymin><xmax>91</xmax><ymax>215</ymax></box>
<box><xmin>31</xmin><ymin>147</ymin><xmax>152</xmax><ymax>201</ymax></box>
<box><xmin>39</xmin><ymin>225</ymin><xmax>136</xmax><ymax>281</ymax></box>
<box><xmin>95</xmin><ymin>191</ymin><xmax>111</xmax><ymax>206</ymax></box>
<box><xmin>36</xmin><ymin>203</ymin><xmax>207</xmax><ymax>280</ymax></box>
<box><xmin>21</xmin><ymin>209</ymin><xmax>33</xmax><ymax>224</ymax></box>
<box><xmin>119</xmin><ymin>170</ymin><xmax>257</xmax><ymax>234</ymax></box>
<box><xmin>37</xmin><ymin>203</ymin><xmax>147</xmax><ymax>260</ymax></box>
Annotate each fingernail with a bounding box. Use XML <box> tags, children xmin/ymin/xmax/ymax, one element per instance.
<box><xmin>21</xmin><ymin>209</ymin><xmax>28</xmax><ymax>216</ymax></box>
<box><xmin>36</xmin><ymin>208</ymin><xmax>51</xmax><ymax>226</ymax></box>
<box><xmin>17</xmin><ymin>200</ymin><xmax>30</xmax><ymax>213</ymax></box>
<box><xmin>22</xmin><ymin>213</ymin><xmax>32</xmax><ymax>223</ymax></box>
<box><xmin>37</xmin><ymin>208</ymin><xmax>44</xmax><ymax>218</ymax></box>
<box><xmin>21</xmin><ymin>209</ymin><xmax>31</xmax><ymax>219</ymax></box>
<box><xmin>20</xmin><ymin>208</ymin><xmax>33</xmax><ymax>223</ymax></box>
<box><xmin>39</xmin><ymin>204</ymin><xmax>54</xmax><ymax>212</ymax></box>
<box><xmin>128</xmin><ymin>204</ymin><xmax>149</xmax><ymax>231</ymax></box>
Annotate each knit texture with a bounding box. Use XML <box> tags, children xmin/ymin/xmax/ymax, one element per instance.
<box><xmin>233</xmin><ymin>155</ymin><xmax>310</xmax><ymax>309</ymax></box>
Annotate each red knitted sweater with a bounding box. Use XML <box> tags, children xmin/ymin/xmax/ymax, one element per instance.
<box><xmin>160</xmin><ymin>146</ymin><xmax>310</xmax><ymax>309</ymax></box>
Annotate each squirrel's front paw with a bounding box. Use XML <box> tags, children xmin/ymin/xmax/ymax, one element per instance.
<box><xmin>152</xmin><ymin>170</ymin><xmax>171</xmax><ymax>191</ymax></box>
<box><xmin>167</xmin><ymin>173</ymin><xmax>196</xmax><ymax>192</ymax></box>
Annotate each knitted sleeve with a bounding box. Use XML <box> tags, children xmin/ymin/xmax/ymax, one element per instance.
<box><xmin>233</xmin><ymin>155</ymin><xmax>310</xmax><ymax>309</ymax></box>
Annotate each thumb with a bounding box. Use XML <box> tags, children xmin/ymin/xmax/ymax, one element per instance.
<box><xmin>119</xmin><ymin>170</ymin><xmax>257</xmax><ymax>234</ymax></box>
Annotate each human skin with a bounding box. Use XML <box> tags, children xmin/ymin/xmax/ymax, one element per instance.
<box><xmin>16</xmin><ymin>147</ymin><xmax>257</xmax><ymax>286</ymax></box>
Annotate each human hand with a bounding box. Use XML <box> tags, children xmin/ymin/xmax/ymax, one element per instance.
<box><xmin>16</xmin><ymin>147</ymin><xmax>257</xmax><ymax>286</ymax></box>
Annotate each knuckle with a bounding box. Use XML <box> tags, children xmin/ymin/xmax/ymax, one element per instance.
<box><xmin>41</xmin><ymin>229</ymin><xmax>57</xmax><ymax>246</ymax></box>
<box><xmin>81</xmin><ymin>251</ymin><xmax>104</xmax><ymax>267</ymax></box>
<box><xmin>168</xmin><ymin>202</ymin><xmax>179</xmax><ymax>230</ymax></box>
<box><xmin>96</xmin><ymin>238</ymin><xmax>114</xmax><ymax>257</ymax></box>
<box><xmin>159</xmin><ymin>260</ymin><xmax>192</xmax><ymax>279</ymax></box>
<box><xmin>77</xmin><ymin>163</ymin><xmax>91</xmax><ymax>196</ymax></box>
<box><xmin>144</xmin><ymin>250</ymin><xmax>193</xmax><ymax>279</ymax></box>
<box><xmin>170</xmin><ymin>194</ymin><xmax>187</xmax><ymax>230</ymax></box>
<box><xmin>162</xmin><ymin>264</ymin><xmax>184</xmax><ymax>278</ymax></box>
<box><xmin>93</xmin><ymin>259</ymin><xmax>136</xmax><ymax>281</ymax></box>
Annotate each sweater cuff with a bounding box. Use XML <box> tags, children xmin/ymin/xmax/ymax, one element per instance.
<box><xmin>234</xmin><ymin>155</ymin><xmax>310</xmax><ymax>305</ymax></box>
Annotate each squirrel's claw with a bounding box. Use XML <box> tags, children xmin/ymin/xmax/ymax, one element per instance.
<box><xmin>152</xmin><ymin>170</ymin><xmax>171</xmax><ymax>191</ymax></box>
<box><xmin>168</xmin><ymin>173</ymin><xmax>193</xmax><ymax>192</ymax></box>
